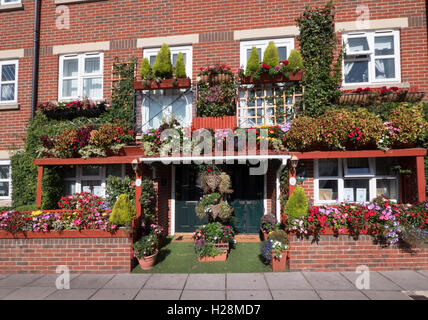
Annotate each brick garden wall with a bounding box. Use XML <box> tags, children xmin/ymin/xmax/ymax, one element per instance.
<box><xmin>0</xmin><ymin>237</ymin><xmax>132</xmax><ymax>274</ymax></box>
<box><xmin>289</xmin><ymin>234</ymin><xmax>428</xmax><ymax>272</ymax></box>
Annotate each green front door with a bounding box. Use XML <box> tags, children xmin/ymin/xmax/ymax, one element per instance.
<box><xmin>175</xmin><ymin>166</ymin><xmax>207</xmax><ymax>232</ymax></box>
<box><xmin>229</xmin><ymin>165</ymin><xmax>264</xmax><ymax>234</ymax></box>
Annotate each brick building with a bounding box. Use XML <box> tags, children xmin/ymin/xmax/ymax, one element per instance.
<box><xmin>1</xmin><ymin>0</ymin><xmax>427</xmax><ymax>234</ymax></box>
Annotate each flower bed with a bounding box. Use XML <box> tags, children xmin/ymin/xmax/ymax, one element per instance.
<box><xmin>38</xmin><ymin>99</ymin><xmax>109</xmax><ymax>120</ymax></box>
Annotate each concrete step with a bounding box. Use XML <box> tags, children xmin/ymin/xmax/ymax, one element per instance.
<box><xmin>173</xmin><ymin>233</ymin><xmax>261</xmax><ymax>243</ymax></box>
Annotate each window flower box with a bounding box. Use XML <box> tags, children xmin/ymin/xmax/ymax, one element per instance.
<box><xmin>39</xmin><ymin>100</ymin><xmax>108</xmax><ymax>120</ymax></box>
<box><xmin>133</xmin><ymin>77</ymin><xmax>191</xmax><ymax>90</ymax></box>
<box><xmin>200</xmin><ymin>73</ymin><xmax>233</xmax><ymax>84</ymax></box>
<box><xmin>239</xmin><ymin>71</ymin><xmax>303</xmax><ymax>84</ymax></box>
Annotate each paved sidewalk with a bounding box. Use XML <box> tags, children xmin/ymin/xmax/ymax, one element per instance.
<box><xmin>0</xmin><ymin>271</ymin><xmax>427</xmax><ymax>300</ymax></box>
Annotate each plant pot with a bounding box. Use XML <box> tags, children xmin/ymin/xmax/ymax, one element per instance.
<box><xmin>270</xmin><ymin>250</ymin><xmax>287</xmax><ymax>272</ymax></box>
<box><xmin>198</xmin><ymin>250</ymin><xmax>228</xmax><ymax>262</ymax></box>
<box><xmin>214</xmin><ymin>242</ymin><xmax>229</xmax><ymax>252</ymax></box>
<box><xmin>240</xmin><ymin>72</ymin><xmax>303</xmax><ymax>84</ymax></box>
<box><xmin>200</xmin><ymin>73</ymin><xmax>233</xmax><ymax>84</ymax></box>
<box><xmin>260</xmin><ymin>228</ymin><xmax>268</xmax><ymax>241</ymax></box>
<box><xmin>137</xmin><ymin>249</ymin><xmax>158</xmax><ymax>270</ymax></box>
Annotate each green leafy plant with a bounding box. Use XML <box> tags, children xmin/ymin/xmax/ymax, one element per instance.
<box><xmin>285</xmin><ymin>186</ymin><xmax>309</xmax><ymax>219</ymax></box>
<box><xmin>153</xmin><ymin>43</ymin><xmax>173</xmax><ymax>79</ymax></box>
<box><xmin>197</xmin><ymin>81</ymin><xmax>236</xmax><ymax>117</ymax></box>
<box><xmin>139</xmin><ymin>179</ymin><xmax>156</xmax><ymax>225</ymax></box>
<box><xmin>109</xmin><ymin>194</ymin><xmax>136</xmax><ymax>227</ymax></box>
<box><xmin>288</xmin><ymin>49</ymin><xmax>303</xmax><ymax>72</ymax></box>
<box><xmin>139</xmin><ymin>57</ymin><xmax>152</xmax><ymax>80</ymax></box>
<box><xmin>262</xmin><ymin>41</ymin><xmax>280</xmax><ymax>68</ymax></box>
<box><xmin>175</xmin><ymin>52</ymin><xmax>187</xmax><ymax>78</ymax></box>
<box><xmin>246</xmin><ymin>47</ymin><xmax>260</xmax><ymax>76</ymax></box>
<box><xmin>132</xmin><ymin>233</ymin><xmax>159</xmax><ymax>258</ymax></box>
<box><xmin>105</xmin><ymin>175</ymin><xmax>135</xmax><ymax>206</ymax></box>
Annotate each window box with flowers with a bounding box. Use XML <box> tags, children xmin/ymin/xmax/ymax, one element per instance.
<box><xmin>198</xmin><ymin>64</ymin><xmax>234</xmax><ymax>84</ymax></box>
<box><xmin>38</xmin><ymin>99</ymin><xmax>109</xmax><ymax>120</ymax></box>
<box><xmin>339</xmin><ymin>87</ymin><xmax>425</xmax><ymax>105</ymax></box>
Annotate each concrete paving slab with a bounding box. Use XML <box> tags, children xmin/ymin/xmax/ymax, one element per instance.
<box><xmin>0</xmin><ymin>288</ymin><xmax>19</xmax><ymax>299</ymax></box>
<box><xmin>265</xmin><ymin>272</ymin><xmax>312</xmax><ymax>290</ymax></box>
<box><xmin>303</xmin><ymin>272</ymin><xmax>355</xmax><ymax>290</ymax></box>
<box><xmin>380</xmin><ymin>271</ymin><xmax>428</xmax><ymax>291</ymax></box>
<box><xmin>271</xmin><ymin>290</ymin><xmax>320</xmax><ymax>300</ymax></box>
<box><xmin>317</xmin><ymin>290</ymin><xmax>369</xmax><ymax>300</ymax></box>
<box><xmin>416</xmin><ymin>270</ymin><xmax>428</xmax><ymax>279</ymax></box>
<box><xmin>102</xmin><ymin>274</ymin><xmax>152</xmax><ymax>289</ymax></box>
<box><xmin>69</xmin><ymin>274</ymin><xmax>115</xmax><ymax>289</ymax></box>
<box><xmin>27</xmin><ymin>273</ymin><xmax>79</xmax><ymax>288</ymax></box>
<box><xmin>2</xmin><ymin>287</ymin><xmax>57</xmax><ymax>300</ymax></box>
<box><xmin>0</xmin><ymin>274</ymin><xmax>44</xmax><ymax>287</ymax></box>
<box><xmin>226</xmin><ymin>273</ymin><xmax>268</xmax><ymax>290</ymax></box>
<box><xmin>135</xmin><ymin>289</ymin><xmax>182</xmax><ymax>300</ymax></box>
<box><xmin>341</xmin><ymin>271</ymin><xmax>402</xmax><ymax>291</ymax></box>
<box><xmin>45</xmin><ymin>289</ymin><xmax>97</xmax><ymax>300</ymax></box>
<box><xmin>181</xmin><ymin>290</ymin><xmax>226</xmax><ymax>300</ymax></box>
<box><xmin>185</xmin><ymin>274</ymin><xmax>226</xmax><ymax>290</ymax></box>
<box><xmin>90</xmin><ymin>288</ymin><xmax>139</xmax><ymax>300</ymax></box>
<box><xmin>144</xmin><ymin>274</ymin><xmax>188</xmax><ymax>290</ymax></box>
<box><xmin>364</xmin><ymin>290</ymin><xmax>412</xmax><ymax>300</ymax></box>
<box><xmin>227</xmin><ymin>290</ymin><xmax>272</xmax><ymax>300</ymax></box>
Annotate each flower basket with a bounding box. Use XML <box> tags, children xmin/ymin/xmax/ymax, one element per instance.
<box><xmin>137</xmin><ymin>249</ymin><xmax>159</xmax><ymax>270</ymax></box>
<box><xmin>338</xmin><ymin>93</ymin><xmax>378</xmax><ymax>105</ymax></box>
<box><xmin>198</xmin><ymin>249</ymin><xmax>228</xmax><ymax>262</ymax></box>
<box><xmin>270</xmin><ymin>249</ymin><xmax>287</xmax><ymax>272</ymax></box>
<box><xmin>240</xmin><ymin>72</ymin><xmax>303</xmax><ymax>84</ymax></box>
<box><xmin>133</xmin><ymin>78</ymin><xmax>191</xmax><ymax>90</ymax></box>
<box><xmin>200</xmin><ymin>73</ymin><xmax>233</xmax><ymax>84</ymax></box>
<box><xmin>405</xmin><ymin>91</ymin><xmax>425</xmax><ymax>102</ymax></box>
<box><xmin>202</xmin><ymin>173</ymin><xmax>222</xmax><ymax>192</ymax></box>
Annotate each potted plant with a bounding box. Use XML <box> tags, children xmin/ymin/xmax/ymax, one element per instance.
<box><xmin>198</xmin><ymin>64</ymin><xmax>234</xmax><ymax>84</ymax></box>
<box><xmin>260</xmin><ymin>229</ymin><xmax>289</xmax><ymax>272</ymax></box>
<box><xmin>260</xmin><ymin>214</ymin><xmax>278</xmax><ymax>240</ymax></box>
<box><xmin>109</xmin><ymin>194</ymin><xmax>136</xmax><ymax>235</ymax></box>
<box><xmin>132</xmin><ymin>233</ymin><xmax>159</xmax><ymax>270</ymax></box>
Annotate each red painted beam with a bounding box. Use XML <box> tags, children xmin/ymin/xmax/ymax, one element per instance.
<box><xmin>34</xmin><ymin>156</ymin><xmax>139</xmax><ymax>166</ymax></box>
<box><xmin>36</xmin><ymin>166</ymin><xmax>43</xmax><ymax>207</ymax></box>
<box><xmin>416</xmin><ymin>156</ymin><xmax>426</xmax><ymax>202</ymax></box>
<box><xmin>289</xmin><ymin>148</ymin><xmax>426</xmax><ymax>159</ymax></box>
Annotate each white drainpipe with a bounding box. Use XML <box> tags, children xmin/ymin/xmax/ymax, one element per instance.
<box><xmin>276</xmin><ymin>158</ymin><xmax>289</xmax><ymax>222</ymax></box>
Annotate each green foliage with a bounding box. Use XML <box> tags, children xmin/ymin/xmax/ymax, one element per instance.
<box><xmin>288</xmin><ymin>49</ymin><xmax>303</xmax><ymax>72</ymax></box>
<box><xmin>139</xmin><ymin>58</ymin><xmax>152</xmax><ymax>80</ymax></box>
<box><xmin>153</xmin><ymin>43</ymin><xmax>173</xmax><ymax>79</ymax></box>
<box><xmin>139</xmin><ymin>179</ymin><xmax>156</xmax><ymax>225</ymax></box>
<box><xmin>285</xmin><ymin>186</ymin><xmax>309</xmax><ymax>219</ymax></box>
<box><xmin>132</xmin><ymin>233</ymin><xmax>158</xmax><ymax>258</ymax></box>
<box><xmin>388</xmin><ymin>104</ymin><xmax>427</xmax><ymax>147</ymax></box>
<box><xmin>175</xmin><ymin>52</ymin><xmax>187</xmax><ymax>78</ymax></box>
<box><xmin>245</xmin><ymin>47</ymin><xmax>260</xmax><ymax>76</ymax></box>
<box><xmin>13</xmin><ymin>204</ymin><xmax>40</xmax><ymax>211</ymax></box>
<box><xmin>41</xmin><ymin>167</ymin><xmax>64</xmax><ymax>210</ymax></box>
<box><xmin>197</xmin><ymin>81</ymin><xmax>236</xmax><ymax>117</ymax></box>
<box><xmin>296</xmin><ymin>1</ymin><xmax>343</xmax><ymax>117</ymax></box>
<box><xmin>109</xmin><ymin>194</ymin><xmax>136</xmax><ymax>226</ymax></box>
<box><xmin>262</xmin><ymin>41</ymin><xmax>280</xmax><ymax>68</ymax></box>
<box><xmin>268</xmin><ymin>229</ymin><xmax>289</xmax><ymax>245</ymax></box>
<box><xmin>194</xmin><ymin>242</ymin><xmax>224</xmax><ymax>258</ymax></box>
<box><xmin>105</xmin><ymin>175</ymin><xmax>135</xmax><ymax>207</ymax></box>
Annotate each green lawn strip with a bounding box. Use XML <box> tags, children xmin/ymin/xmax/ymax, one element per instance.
<box><xmin>132</xmin><ymin>242</ymin><xmax>274</xmax><ymax>273</ymax></box>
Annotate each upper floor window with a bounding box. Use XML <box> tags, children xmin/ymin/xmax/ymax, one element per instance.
<box><xmin>342</xmin><ymin>30</ymin><xmax>400</xmax><ymax>85</ymax></box>
<box><xmin>0</xmin><ymin>60</ymin><xmax>18</xmax><ymax>104</ymax></box>
<box><xmin>0</xmin><ymin>160</ymin><xmax>11</xmax><ymax>200</ymax></box>
<box><xmin>143</xmin><ymin>45</ymin><xmax>192</xmax><ymax>78</ymax></box>
<box><xmin>239</xmin><ymin>38</ymin><xmax>294</xmax><ymax>70</ymax></box>
<box><xmin>59</xmin><ymin>52</ymin><xmax>103</xmax><ymax>101</ymax></box>
<box><xmin>0</xmin><ymin>0</ymin><xmax>21</xmax><ymax>5</ymax></box>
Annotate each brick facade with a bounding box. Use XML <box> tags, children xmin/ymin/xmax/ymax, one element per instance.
<box><xmin>0</xmin><ymin>237</ymin><xmax>132</xmax><ymax>274</ymax></box>
<box><xmin>289</xmin><ymin>234</ymin><xmax>428</xmax><ymax>271</ymax></box>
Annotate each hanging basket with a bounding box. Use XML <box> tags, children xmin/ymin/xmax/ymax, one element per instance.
<box><xmin>202</xmin><ymin>173</ymin><xmax>222</xmax><ymax>192</ymax></box>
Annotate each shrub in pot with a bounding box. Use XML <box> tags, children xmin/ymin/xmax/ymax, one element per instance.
<box><xmin>109</xmin><ymin>193</ymin><xmax>136</xmax><ymax>234</ymax></box>
<box><xmin>175</xmin><ymin>52</ymin><xmax>187</xmax><ymax>78</ymax></box>
<box><xmin>132</xmin><ymin>233</ymin><xmax>159</xmax><ymax>270</ymax></box>
<box><xmin>263</xmin><ymin>41</ymin><xmax>280</xmax><ymax>69</ymax></box>
<box><xmin>260</xmin><ymin>214</ymin><xmax>278</xmax><ymax>240</ymax></box>
<box><xmin>139</xmin><ymin>57</ymin><xmax>153</xmax><ymax>80</ymax></box>
<box><xmin>153</xmin><ymin>43</ymin><xmax>173</xmax><ymax>79</ymax></box>
<box><xmin>288</xmin><ymin>49</ymin><xmax>303</xmax><ymax>72</ymax></box>
<box><xmin>285</xmin><ymin>186</ymin><xmax>309</xmax><ymax>220</ymax></box>
<box><xmin>260</xmin><ymin>229</ymin><xmax>289</xmax><ymax>272</ymax></box>
<box><xmin>246</xmin><ymin>47</ymin><xmax>260</xmax><ymax>77</ymax></box>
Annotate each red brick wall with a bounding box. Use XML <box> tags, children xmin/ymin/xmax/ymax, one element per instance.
<box><xmin>0</xmin><ymin>237</ymin><xmax>132</xmax><ymax>274</ymax></box>
<box><xmin>289</xmin><ymin>234</ymin><xmax>428</xmax><ymax>271</ymax></box>
<box><xmin>1</xmin><ymin>0</ymin><xmax>427</xmax><ymax>150</ymax></box>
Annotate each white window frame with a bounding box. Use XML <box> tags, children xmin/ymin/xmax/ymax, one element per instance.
<box><xmin>63</xmin><ymin>165</ymin><xmax>125</xmax><ymax>198</ymax></box>
<box><xmin>0</xmin><ymin>0</ymin><xmax>21</xmax><ymax>5</ymax></box>
<box><xmin>240</xmin><ymin>38</ymin><xmax>295</xmax><ymax>70</ymax></box>
<box><xmin>314</xmin><ymin>158</ymin><xmax>399</xmax><ymax>205</ymax></box>
<box><xmin>0</xmin><ymin>60</ymin><xmax>18</xmax><ymax>104</ymax></box>
<box><xmin>342</xmin><ymin>30</ymin><xmax>401</xmax><ymax>85</ymax></box>
<box><xmin>58</xmin><ymin>52</ymin><xmax>104</xmax><ymax>101</ymax></box>
<box><xmin>143</xmin><ymin>45</ymin><xmax>193</xmax><ymax>79</ymax></box>
<box><xmin>0</xmin><ymin>160</ymin><xmax>12</xmax><ymax>200</ymax></box>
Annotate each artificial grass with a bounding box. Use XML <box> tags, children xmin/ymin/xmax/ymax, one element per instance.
<box><xmin>132</xmin><ymin>240</ymin><xmax>275</xmax><ymax>274</ymax></box>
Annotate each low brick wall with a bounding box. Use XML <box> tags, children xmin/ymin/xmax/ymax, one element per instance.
<box><xmin>289</xmin><ymin>234</ymin><xmax>428</xmax><ymax>272</ymax></box>
<box><xmin>0</xmin><ymin>231</ymin><xmax>132</xmax><ymax>274</ymax></box>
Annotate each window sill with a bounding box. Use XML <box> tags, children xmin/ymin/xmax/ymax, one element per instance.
<box><xmin>55</xmin><ymin>0</ymin><xmax>107</xmax><ymax>4</ymax></box>
<box><xmin>0</xmin><ymin>103</ymin><xmax>19</xmax><ymax>111</ymax></box>
<box><xmin>342</xmin><ymin>82</ymin><xmax>410</xmax><ymax>90</ymax></box>
<box><xmin>0</xmin><ymin>3</ymin><xmax>23</xmax><ymax>12</ymax></box>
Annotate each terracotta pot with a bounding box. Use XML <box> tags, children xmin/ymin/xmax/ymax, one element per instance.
<box><xmin>198</xmin><ymin>250</ymin><xmax>228</xmax><ymax>262</ymax></box>
<box><xmin>270</xmin><ymin>250</ymin><xmax>287</xmax><ymax>272</ymax></box>
<box><xmin>260</xmin><ymin>228</ymin><xmax>268</xmax><ymax>241</ymax></box>
<box><xmin>137</xmin><ymin>249</ymin><xmax>158</xmax><ymax>270</ymax></box>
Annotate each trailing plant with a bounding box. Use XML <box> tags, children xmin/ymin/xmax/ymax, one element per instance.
<box><xmin>153</xmin><ymin>43</ymin><xmax>173</xmax><ymax>79</ymax></box>
<box><xmin>197</xmin><ymin>81</ymin><xmax>236</xmax><ymax>117</ymax></box>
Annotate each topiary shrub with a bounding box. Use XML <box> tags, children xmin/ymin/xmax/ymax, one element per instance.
<box><xmin>262</xmin><ymin>41</ymin><xmax>279</xmax><ymax>68</ymax></box>
<box><xmin>139</xmin><ymin>58</ymin><xmax>152</xmax><ymax>80</ymax></box>
<box><xmin>109</xmin><ymin>194</ymin><xmax>136</xmax><ymax>227</ymax></box>
<box><xmin>285</xmin><ymin>186</ymin><xmax>308</xmax><ymax>219</ymax></box>
<box><xmin>245</xmin><ymin>47</ymin><xmax>260</xmax><ymax>76</ymax></box>
<box><xmin>175</xmin><ymin>52</ymin><xmax>187</xmax><ymax>78</ymax></box>
<box><xmin>153</xmin><ymin>43</ymin><xmax>173</xmax><ymax>79</ymax></box>
<box><xmin>288</xmin><ymin>49</ymin><xmax>303</xmax><ymax>72</ymax></box>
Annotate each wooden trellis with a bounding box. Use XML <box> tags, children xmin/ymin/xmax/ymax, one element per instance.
<box><xmin>237</xmin><ymin>83</ymin><xmax>303</xmax><ymax>127</ymax></box>
<box><xmin>110</xmin><ymin>59</ymin><xmax>137</xmax><ymax>97</ymax></box>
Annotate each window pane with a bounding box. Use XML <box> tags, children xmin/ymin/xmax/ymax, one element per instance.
<box><xmin>348</xmin><ymin>37</ymin><xmax>369</xmax><ymax>53</ymax></box>
<box><xmin>344</xmin><ymin>179</ymin><xmax>370</xmax><ymax>202</ymax></box>
<box><xmin>106</xmin><ymin>165</ymin><xmax>122</xmax><ymax>178</ymax></box>
<box><xmin>63</xmin><ymin>59</ymin><xmax>78</xmax><ymax>77</ymax></box>
<box><xmin>172</xmin><ymin>53</ymin><xmax>186</xmax><ymax>66</ymax></box>
<box><xmin>375</xmin><ymin>58</ymin><xmax>395</xmax><ymax>79</ymax></box>
<box><xmin>246</xmin><ymin>48</ymin><xmax>262</xmax><ymax>62</ymax></box>
<box><xmin>376</xmin><ymin>158</ymin><xmax>396</xmax><ymax>176</ymax></box>
<box><xmin>84</xmin><ymin>57</ymin><xmax>100</xmax><ymax>74</ymax></box>
<box><xmin>62</xmin><ymin>79</ymin><xmax>78</xmax><ymax>97</ymax></box>
<box><xmin>1</xmin><ymin>84</ymin><xmax>14</xmax><ymax>101</ymax></box>
<box><xmin>344</xmin><ymin>60</ymin><xmax>368</xmax><ymax>83</ymax></box>
<box><xmin>63</xmin><ymin>166</ymin><xmax>77</xmax><ymax>179</ymax></box>
<box><xmin>0</xmin><ymin>165</ymin><xmax>10</xmax><ymax>179</ymax></box>
<box><xmin>346</xmin><ymin>158</ymin><xmax>370</xmax><ymax>175</ymax></box>
<box><xmin>318</xmin><ymin>159</ymin><xmax>338</xmax><ymax>177</ymax></box>
<box><xmin>1</xmin><ymin>64</ymin><xmax>15</xmax><ymax>81</ymax></box>
<box><xmin>376</xmin><ymin>179</ymin><xmax>398</xmax><ymax>200</ymax></box>
<box><xmin>149</xmin><ymin>56</ymin><xmax>156</xmax><ymax>67</ymax></box>
<box><xmin>318</xmin><ymin>180</ymin><xmax>338</xmax><ymax>201</ymax></box>
<box><xmin>375</xmin><ymin>36</ymin><xmax>394</xmax><ymax>55</ymax></box>
<box><xmin>278</xmin><ymin>47</ymin><xmax>287</xmax><ymax>61</ymax></box>
<box><xmin>82</xmin><ymin>166</ymin><xmax>100</xmax><ymax>177</ymax></box>
<box><xmin>81</xmin><ymin>180</ymin><xmax>102</xmax><ymax>196</ymax></box>
<box><xmin>64</xmin><ymin>181</ymin><xmax>76</xmax><ymax>196</ymax></box>
<box><xmin>83</xmin><ymin>77</ymin><xmax>102</xmax><ymax>98</ymax></box>
<box><xmin>0</xmin><ymin>182</ymin><xmax>9</xmax><ymax>197</ymax></box>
